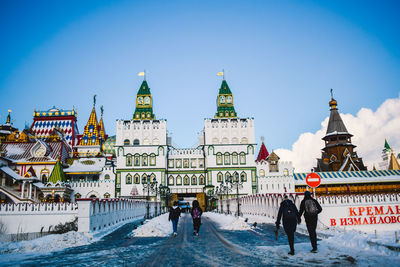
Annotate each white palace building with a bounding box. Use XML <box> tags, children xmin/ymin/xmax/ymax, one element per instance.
<box><xmin>114</xmin><ymin>79</ymin><xmax>294</xmax><ymax>207</ymax></box>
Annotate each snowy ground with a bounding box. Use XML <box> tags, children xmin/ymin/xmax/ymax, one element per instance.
<box><xmin>0</xmin><ymin>212</ymin><xmax>399</xmax><ymax>266</ymax></box>
<box><xmin>131</xmin><ymin>213</ymin><xmax>171</xmax><ymax>237</ymax></box>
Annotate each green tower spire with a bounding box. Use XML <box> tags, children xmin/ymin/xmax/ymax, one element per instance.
<box><xmin>214</xmin><ymin>79</ymin><xmax>237</xmax><ymax>118</ymax></box>
<box><xmin>133</xmin><ymin>80</ymin><xmax>155</xmax><ymax>120</ymax></box>
<box><xmin>48</xmin><ymin>159</ymin><xmax>66</xmax><ymax>184</ymax></box>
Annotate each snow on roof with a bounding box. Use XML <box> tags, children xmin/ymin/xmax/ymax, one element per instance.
<box><xmin>64</xmin><ymin>157</ymin><xmax>106</xmax><ymax>173</ymax></box>
<box><xmin>0</xmin><ymin>166</ymin><xmax>39</xmax><ymax>181</ymax></box>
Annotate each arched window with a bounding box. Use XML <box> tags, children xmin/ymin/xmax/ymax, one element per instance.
<box><xmin>283</xmin><ymin>169</ymin><xmax>289</xmax><ymax>176</ymax></box>
<box><xmin>232</xmin><ymin>152</ymin><xmax>238</xmax><ymax>165</ymax></box>
<box><xmin>104</xmin><ymin>193</ymin><xmax>110</xmax><ymax>198</ymax></box>
<box><xmin>158</xmin><ymin>146</ymin><xmax>165</xmax><ymax>155</ymax></box>
<box><xmin>134</xmin><ymin>174</ymin><xmax>140</xmax><ymax>184</ymax></box>
<box><xmin>150</xmin><ymin>173</ymin><xmax>156</xmax><ymax>183</ymax></box>
<box><xmin>91</xmin><ymin>135</ymin><xmax>96</xmax><ymax>143</ymax></box>
<box><xmin>232</xmin><ymin>137</ymin><xmax>238</xmax><ymax>144</ymax></box>
<box><xmin>104</xmin><ymin>174</ymin><xmax>110</xmax><ymax>179</ymax></box>
<box><xmin>212</xmin><ymin>137</ymin><xmax>219</xmax><ymax>144</ymax></box>
<box><xmin>217</xmin><ymin>172</ymin><xmax>223</xmax><ymax>183</ymax></box>
<box><xmin>240</xmin><ymin>137</ymin><xmax>248</xmax><ymax>144</ymax></box>
<box><xmin>240</xmin><ymin>172</ymin><xmax>247</xmax><ymax>182</ymax></box>
<box><xmin>225</xmin><ymin>172</ymin><xmax>231</xmax><ymax>183</ymax></box>
<box><xmin>83</xmin><ymin>135</ymin><xmax>88</xmax><ymax>144</ymax></box>
<box><xmin>199</xmin><ymin>175</ymin><xmax>205</xmax><ymax>185</ymax></box>
<box><xmin>41</xmin><ymin>174</ymin><xmax>47</xmax><ymax>184</ymax></box>
<box><xmin>208</xmin><ymin>146</ymin><xmax>214</xmax><ymax>155</ymax></box>
<box><xmin>191</xmin><ymin>175</ymin><xmax>197</xmax><ymax>185</ymax></box>
<box><xmin>134</xmin><ymin>154</ymin><xmax>140</xmax><ymax>166</ymax></box>
<box><xmin>126</xmin><ymin>154</ymin><xmax>132</xmax><ymax>166</ymax></box>
<box><xmin>142</xmin><ymin>154</ymin><xmax>148</xmax><ymax>166</ymax></box>
<box><xmin>126</xmin><ymin>174</ymin><xmax>132</xmax><ymax>184</ymax></box>
<box><xmin>240</xmin><ymin>152</ymin><xmax>246</xmax><ymax>164</ymax></box>
<box><xmin>143</xmin><ymin>138</ymin><xmax>150</xmax><ymax>145</ymax></box>
<box><xmin>184</xmin><ymin>175</ymin><xmax>190</xmax><ymax>185</ymax></box>
<box><xmin>88</xmin><ymin>124</ymin><xmax>94</xmax><ymax>133</ymax></box>
<box><xmin>168</xmin><ymin>175</ymin><xmax>174</xmax><ymax>185</ymax></box>
<box><xmin>248</xmin><ymin>145</ymin><xmax>254</xmax><ymax>154</ymax></box>
<box><xmin>124</xmin><ymin>139</ymin><xmax>130</xmax><ymax>146</ymax></box>
<box><xmin>224</xmin><ymin>152</ymin><xmax>230</xmax><ymax>165</ymax></box>
<box><xmin>216</xmin><ymin>153</ymin><xmax>222</xmax><ymax>165</ymax></box>
<box><xmin>133</xmin><ymin>139</ymin><xmax>140</xmax><ymax>146</ymax></box>
<box><xmin>176</xmin><ymin>175</ymin><xmax>182</xmax><ymax>185</ymax></box>
<box><xmin>222</xmin><ymin>137</ymin><xmax>229</xmax><ymax>144</ymax></box>
<box><xmin>150</xmin><ymin>154</ymin><xmax>156</xmax><ymax>166</ymax></box>
<box><xmin>142</xmin><ymin>174</ymin><xmax>147</xmax><ymax>184</ymax></box>
<box><xmin>259</xmin><ymin>169</ymin><xmax>265</xmax><ymax>177</ymax></box>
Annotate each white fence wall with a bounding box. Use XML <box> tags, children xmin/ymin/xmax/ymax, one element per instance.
<box><xmin>0</xmin><ymin>203</ymin><xmax>78</xmax><ymax>235</ymax></box>
<box><xmin>77</xmin><ymin>199</ymin><xmax>160</xmax><ymax>233</ymax></box>
<box><xmin>0</xmin><ymin>199</ymin><xmax>162</xmax><ymax>237</ymax></box>
<box><xmin>217</xmin><ymin>193</ymin><xmax>400</xmax><ymax>232</ymax></box>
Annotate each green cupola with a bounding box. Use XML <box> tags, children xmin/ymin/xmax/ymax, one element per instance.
<box><xmin>133</xmin><ymin>80</ymin><xmax>155</xmax><ymax>120</ymax></box>
<box><xmin>215</xmin><ymin>79</ymin><xmax>237</xmax><ymax>118</ymax></box>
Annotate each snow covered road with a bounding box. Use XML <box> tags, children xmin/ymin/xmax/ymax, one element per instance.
<box><xmin>0</xmin><ymin>212</ymin><xmax>399</xmax><ymax>266</ymax></box>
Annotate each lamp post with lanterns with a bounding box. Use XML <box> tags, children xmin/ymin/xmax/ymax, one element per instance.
<box><xmin>142</xmin><ymin>176</ymin><xmax>158</xmax><ymax>219</ymax></box>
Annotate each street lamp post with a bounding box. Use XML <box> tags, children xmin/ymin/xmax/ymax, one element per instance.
<box><xmin>159</xmin><ymin>185</ymin><xmax>171</xmax><ymax>213</ymax></box>
<box><xmin>226</xmin><ymin>172</ymin><xmax>243</xmax><ymax>217</ymax></box>
<box><xmin>142</xmin><ymin>176</ymin><xmax>157</xmax><ymax>219</ymax></box>
<box><xmin>203</xmin><ymin>185</ymin><xmax>215</xmax><ymax>212</ymax></box>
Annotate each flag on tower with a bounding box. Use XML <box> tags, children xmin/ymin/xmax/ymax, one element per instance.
<box><xmin>138</xmin><ymin>72</ymin><xmax>145</xmax><ymax>76</ymax></box>
<box><xmin>217</xmin><ymin>71</ymin><xmax>224</xmax><ymax>76</ymax></box>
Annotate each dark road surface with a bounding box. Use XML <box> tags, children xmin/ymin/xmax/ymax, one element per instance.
<box><xmin>1</xmin><ymin>213</ymin><xmax>352</xmax><ymax>267</ymax></box>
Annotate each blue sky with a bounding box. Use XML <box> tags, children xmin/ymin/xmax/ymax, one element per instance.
<box><xmin>1</xmin><ymin>0</ymin><xmax>399</xmax><ymax>151</ymax></box>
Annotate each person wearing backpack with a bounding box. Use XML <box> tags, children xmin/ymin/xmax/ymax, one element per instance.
<box><xmin>299</xmin><ymin>190</ymin><xmax>323</xmax><ymax>253</ymax></box>
<box><xmin>168</xmin><ymin>201</ymin><xmax>181</xmax><ymax>237</ymax></box>
<box><xmin>190</xmin><ymin>200</ymin><xmax>203</xmax><ymax>236</ymax></box>
<box><xmin>275</xmin><ymin>195</ymin><xmax>301</xmax><ymax>255</ymax></box>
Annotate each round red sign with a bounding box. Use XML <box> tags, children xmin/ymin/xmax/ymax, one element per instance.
<box><xmin>306</xmin><ymin>172</ymin><xmax>321</xmax><ymax>188</ymax></box>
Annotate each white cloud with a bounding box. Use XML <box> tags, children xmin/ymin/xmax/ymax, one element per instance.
<box><xmin>276</xmin><ymin>95</ymin><xmax>400</xmax><ymax>172</ymax></box>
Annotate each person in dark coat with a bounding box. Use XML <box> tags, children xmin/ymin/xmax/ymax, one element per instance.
<box><xmin>168</xmin><ymin>201</ymin><xmax>181</xmax><ymax>237</ymax></box>
<box><xmin>190</xmin><ymin>200</ymin><xmax>203</xmax><ymax>236</ymax></box>
<box><xmin>299</xmin><ymin>190</ymin><xmax>323</xmax><ymax>252</ymax></box>
<box><xmin>275</xmin><ymin>195</ymin><xmax>301</xmax><ymax>255</ymax></box>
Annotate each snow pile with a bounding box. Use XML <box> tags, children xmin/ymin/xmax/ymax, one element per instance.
<box><xmin>204</xmin><ymin>212</ymin><xmax>251</xmax><ymax>230</ymax></box>
<box><xmin>132</xmin><ymin>213</ymin><xmax>171</xmax><ymax>237</ymax></box>
<box><xmin>6</xmin><ymin>145</ymin><xmax>25</xmax><ymax>156</ymax></box>
<box><xmin>0</xmin><ymin>231</ymin><xmax>92</xmax><ymax>255</ymax></box>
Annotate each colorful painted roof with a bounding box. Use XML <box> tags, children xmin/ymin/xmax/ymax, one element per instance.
<box><xmin>0</xmin><ymin>140</ymin><xmax>70</xmax><ymax>163</ymax></box>
<box><xmin>294</xmin><ymin>170</ymin><xmax>400</xmax><ymax>185</ymax></box>
<box><xmin>30</xmin><ymin>106</ymin><xmax>79</xmax><ymax>148</ymax></box>
<box><xmin>103</xmin><ymin>135</ymin><xmax>115</xmax><ymax>155</ymax></box>
<box><xmin>78</xmin><ymin>107</ymin><xmax>100</xmax><ymax>146</ymax></box>
<box><xmin>256</xmin><ymin>142</ymin><xmax>269</xmax><ymax>162</ymax></box>
<box><xmin>389</xmin><ymin>152</ymin><xmax>400</xmax><ymax>170</ymax></box>
<box><xmin>48</xmin><ymin>159</ymin><xmax>66</xmax><ymax>183</ymax></box>
<box><xmin>33</xmin><ymin>107</ymin><xmax>77</xmax><ymax>117</ymax></box>
<box><xmin>64</xmin><ymin>157</ymin><xmax>106</xmax><ymax>173</ymax></box>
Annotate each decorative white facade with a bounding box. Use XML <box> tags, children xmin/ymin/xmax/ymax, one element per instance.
<box><xmin>256</xmin><ymin>160</ymin><xmax>295</xmax><ymax>194</ymax></box>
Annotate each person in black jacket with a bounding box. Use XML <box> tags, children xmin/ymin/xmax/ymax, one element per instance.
<box><xmin>299</xmin><ymin>190</ymin><xmax>322</xmax><ymax>252</ymax></box>
<box><xmin>190</xmin><ymin>200</ymin><xmax>203</xmax><ymax>236</ymax></box>
<box><xmin>275</xmin><ymin>195</ymin><xmax>301</xmax><ymax>255</ymax></box>
<box><xmin>168</xmin><ymin>201</ymin><xmax>181</xmax><ymax>237</ymax></box>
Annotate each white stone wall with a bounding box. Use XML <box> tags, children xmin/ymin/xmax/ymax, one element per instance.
<box><xmin>203</xmin><ymin>118</ymin><xmax>256</xmax><ymax>195</ymax></box>
<box><xmin>0</xmin><ymin>203</ymin><xmax>78</xmax><ymax>235</ymax></box>
<box><xmin>257</xmin><ymin>161</ymin><xmax>295</xmax><ymax>194</ymax></box>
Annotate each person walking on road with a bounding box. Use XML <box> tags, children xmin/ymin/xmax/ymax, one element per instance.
<box><xmin>275</xmin><ymin>195</ymin><xmax>301</xmax><ymax>255</ymax></box>
<box><xmin>190</xmin><ymin>200</ymin><xmax>203</xmax><ymax>236</ymax></box>
<box><xmin>168</xmin><ymin>201</ymin><xmax>181</xmax><ymax>237</ymax></box>
<box><xmin>299</xmin><ymin>190</ymin><xmax>323</xmax><ymax>253</ymax></box>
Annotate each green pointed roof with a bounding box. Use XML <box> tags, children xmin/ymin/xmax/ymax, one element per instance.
<box><xmin>215</xmin><ymin>79</ymin><xmax>237</xmax><ymax>119</ymax></box>
<box><xmin>48</xmin><ymin>160</ymin><xmax>66</xmax><ymax>184</ymax></box>
<box><xmin>218</xmin><ymin>80</ymin><xmax>233</xmax><ymax>95</ymax></box>
<box><xmin>133</xmin><ymin>80</ymin><xmax>155</xmax><ymax>120</ymax></box>
<box><xmin>137</xmin><ymin>80</ymin><xmax>151</xmax><ymax>95</ymax></box>
<box><xmin>384</xmin><ymin>139</ymin><xmax>391</xmax><ymax>152</ymax></box>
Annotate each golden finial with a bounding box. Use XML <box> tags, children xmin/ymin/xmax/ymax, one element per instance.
<box><xmin>329</xmin><ymin>88</ymin><xmax>337</xmax><ymax>109</ymax></box>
